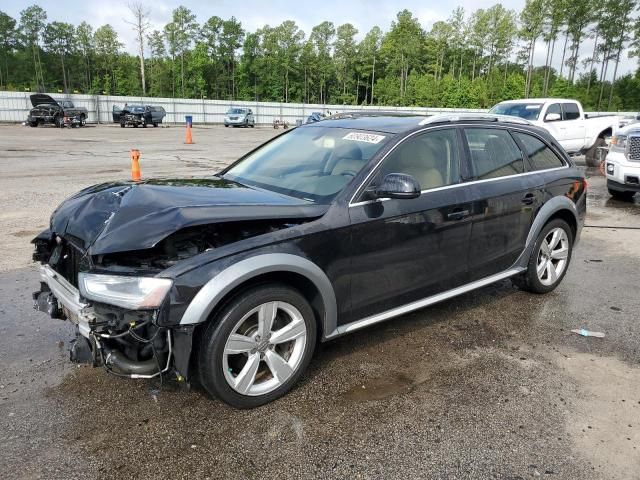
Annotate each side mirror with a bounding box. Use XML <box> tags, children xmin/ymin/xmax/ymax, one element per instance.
<box><xmin>545</xmin><ymin>112</ymin><xmax>561</xmax><ymax>122</ymax></box>
<box><xmin>371</xmin><ymin>173</ymin><xmax>421</xmax><ymax>199</ymax></box>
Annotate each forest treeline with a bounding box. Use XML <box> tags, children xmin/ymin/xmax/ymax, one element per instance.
<box><xmin>2</xmin><ymin>0</ymin><xmax>640</xmax><ymax>110</ymax></box>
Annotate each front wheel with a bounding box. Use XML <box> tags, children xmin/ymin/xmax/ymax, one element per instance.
<box><xmin>513</xmin><ymin>219</ymin><xmax>573</xmax><ymax>294</ymax></box>
<box><xmin>79</xmin><ymin>115</ymin><xmax>86</xmax><ymax>127</ymax></box>
<box><xmin>198</xmin><ymin>284</ymin><xmax>316</xmax><ymax>408</ymax></box>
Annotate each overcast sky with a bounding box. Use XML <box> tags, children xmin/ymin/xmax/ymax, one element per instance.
<box><xmin>5</xmin><ymin>0</ymin><xmax>637</xmax><ymax>79</ymax></box>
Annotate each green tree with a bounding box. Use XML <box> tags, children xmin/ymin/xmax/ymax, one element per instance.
<box><xmin>93</xmin><ymin>24</ymin><xmax>123</xmax><ymax>94</ymax></box>
<box><xmin>0</xmin><ymin>11</ymin><xmax>16</xmax><ymax>89</ymax></box>
<box><xmin>19</xmin><ymin>5</ymin><xmax>47</xmax><ymax>90</ymax></box>
<box><xmin>43</xmin><ymin>22</ymin><xmax>75</xmax><ymax>92</ymax></box>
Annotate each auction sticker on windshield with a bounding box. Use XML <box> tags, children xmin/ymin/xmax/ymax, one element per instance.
<box><xmin>343</xmin><ymin>132</ymin><xmax>386</xmax><ymax>144</ymax></box>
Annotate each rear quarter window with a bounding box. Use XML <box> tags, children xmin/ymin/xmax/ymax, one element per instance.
<box><xmin>513</xmin><ymin>132</ymin><xmax>565</xmax><ymax>171</ymax></box>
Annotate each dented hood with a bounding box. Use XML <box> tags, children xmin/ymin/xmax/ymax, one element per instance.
<box><xmin>49</xmin><ymin>177</ymin><xmax>328</xmax><ymax>255</ymax></box>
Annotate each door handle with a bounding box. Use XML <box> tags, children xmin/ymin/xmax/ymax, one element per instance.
<box><xmin>521</xmin><ymin>193</ymin><xmax>536</xmax><ymax>205</ymax></box>
<box><xmin>447</xmin><ymin>209</ymin><xmax>470</xmax><ymax>221</ymax></box>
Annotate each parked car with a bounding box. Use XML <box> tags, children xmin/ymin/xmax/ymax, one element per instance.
<box><xmin>113</xmin><ymin>104</ymin><xmax>166</xmax><ymax>128</ymax></box>
<box><xmin>604</xmin><ymin>123</ymin><xmax>640</xmax><ymax>200</ymax></box>
<box><xmin>27</xmin><ymin>94</ymin><xmax>88</xmax><ymax>128</ymax></box>
<box><xmin>224</xmin><ymin>108</ymin><xmax>255</xmax><ymax>127</ymax></box>
<box><xmin>32</xmin><ymin>112</ymin><xmax>585</xmax><ymax>408</ymax></box>
<box><xmin>489</xmin><ymin>98</ymin><xmax>623</xmax><ymax>167</ymax></box>
<box><xmin>306</xmin><ymin>111</ymin><xmax>325</xmax><ymax>123</ymax></box>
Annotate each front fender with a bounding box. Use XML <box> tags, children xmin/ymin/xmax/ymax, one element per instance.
<box><xmin>179</xmin><ymin>253</ymin><xmax>338</xmax><ymax>338</ymax></box>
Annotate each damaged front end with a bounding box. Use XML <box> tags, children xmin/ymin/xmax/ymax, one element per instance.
<box><xmin>33</xmin><ymin>233</ymin><xmax>175</xmax><ymax>378</ymax></box>
<box><xmin>32</xmin><ymin>177</ymin><xmax>325</xmax><ymax>384</ymax></box>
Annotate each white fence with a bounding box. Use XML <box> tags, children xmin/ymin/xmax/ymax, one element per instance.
<box><xmin>0</xmin><ymin>90</ymin><xmax>634</xmax><ymax>125</ymax></box>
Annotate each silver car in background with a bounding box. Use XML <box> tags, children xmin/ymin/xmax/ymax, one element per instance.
<box><xmin>224</xmin><ymin>108</ymin><xmax>255</xmax><ymax>128</ymax></box>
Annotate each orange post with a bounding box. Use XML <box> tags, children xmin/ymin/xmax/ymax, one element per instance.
<box><xmin>185</xmin><ymin>124</ymin><xmax>193</xmax><ymax>144</ymax></box>
<box><xmin>130</xmin><ymin>149</ymin><xmax>141</xmax><ymax>181</ymax></box>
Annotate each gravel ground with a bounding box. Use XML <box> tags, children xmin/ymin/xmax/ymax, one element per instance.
<box><xmin>0</xmin><ymin>124</ymin><xmax>639</xmax><ymax>479</ymax></box>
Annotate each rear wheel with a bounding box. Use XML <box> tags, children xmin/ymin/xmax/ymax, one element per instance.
<box><xmin>513</xmin><ymin>219</ymin><xmax>573</xmax><ymax>294</ymax></box>
<box><xmin>198</xmin><ymin>284</ymin><xmax>316</xmax><ymax>408</ymax></box>
<box><xmin>120</xmin><ymin>122</ymin><xmax>125</xmax><ymax>128</ymax></box>
<box><xmin>153</xmin><ymin>122</ymin><xmax>158</xmax><ymax>127</ymax></box>
<box><xmin>79</xmin><ymin>114</ymin><xmax>86</xmax><ymax>127</ymax></box>
<box><xmin>29</xmin><ymin>121</ymin><xmax>38</xmax><ymax>127</ymax></box>
<box><xmin>608</xmin><ymin>188</ymin><xmax>636</xmax><ymax>201</ymax></box>
<box><xmin>585</xmin><ymin>137</ymin><xmax>606</xmax><ymax>167</ymax></box>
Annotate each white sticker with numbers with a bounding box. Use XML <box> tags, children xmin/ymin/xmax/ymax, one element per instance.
<box><xmin>343</xmin><ymin>132</ymin><xmax>386</xmax><ymax>144</ymax></box>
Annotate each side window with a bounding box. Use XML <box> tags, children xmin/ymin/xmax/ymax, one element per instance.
<box><xmin>562</xmin><ymin>103</ymin><xmax>580</xmax><ymax>121</ymax></box>
<box><xmin>513</xmin><ymin>132</ymin><xmax>565</xmax><ymax>171</ymax></box>
<box><xmin>545</xmin><ymin>103</ymin><xmax>561</xmax><ymax>122</ymax></box>
<box><xmin>379</xmin><ymin>128</ymin><xmax>460</xmax><ymax>191</ymax></box>
<box><xmin>464</xmin><ymin>128</ymin><xmax>524</xmax><ymax>180</ymax></box>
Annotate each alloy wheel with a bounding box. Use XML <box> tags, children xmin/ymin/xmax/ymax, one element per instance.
<box><xmin>222</xmin><ymin>301</ymin><xmax>308</xmax><ymax>396</ymax></box>
<box><xmin>536</xmin><ymin>227</ymin><xmax>569</xmax><ymax>286</ymax></box>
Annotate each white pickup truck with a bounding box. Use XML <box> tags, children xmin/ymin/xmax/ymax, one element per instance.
<box><xmin>489</xmin><ymin>98</ymin><xmax>623</xmax><ymax>167</ymax></box>
<box><xmin>604</xmin><ymin>124</ymin><xmax>640</xmax><ymax>200</ymax></box>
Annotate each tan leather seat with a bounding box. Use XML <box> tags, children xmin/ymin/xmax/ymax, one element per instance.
<box><xmin>385</xmin><ymin>140</ymin><xmax>444</xmax><ymax>190</ymax></box>
<box><xmin>330</xmin><ymin>142</ymin><xmax>365</xmax><ymax>177</ymax></box>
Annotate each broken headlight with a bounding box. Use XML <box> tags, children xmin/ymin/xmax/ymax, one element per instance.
<box><xmin>610</xmin><ymin>135</ymin><xmax>627</xmax><ymax>151</ymax></box>
<box><xmin>78</xmin><ymin>273</ymin><xmax>172</xmax><ymax>310</ymax></box>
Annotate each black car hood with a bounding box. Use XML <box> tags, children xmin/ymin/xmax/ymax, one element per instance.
<box><xmin>30</xmin><ymin>93</ymin><xmax>58</xmax><ymax>107</ymax></box>
<box><xmin>49</xmin><ymin>177</ymin><xmax>328</xmax><ymax>255</ymax></box>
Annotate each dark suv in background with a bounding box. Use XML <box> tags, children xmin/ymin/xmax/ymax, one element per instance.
<box><xmin>33</xmin><ymin>113</ymin><xmax>585</xmax><ymax>408</ymax></box>
<box><xmin>112</xmin><ymin>104</ymin><xmax>166</xmax><ymax>127</ymax></box>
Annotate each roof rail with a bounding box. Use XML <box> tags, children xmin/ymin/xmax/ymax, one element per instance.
<box><xmin>327</xmin><ymin>110</ymin><xmax>425</xmax><ymax>120</ymax></box>
<box><xmin>419</xmin><ymin>113</ymin><xmax>533</xmax><ymax>126</ymax></box>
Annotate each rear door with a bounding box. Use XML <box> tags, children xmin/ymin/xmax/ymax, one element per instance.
<box><xmin>560</xmin><ymin>102</ymin><xmax>586</xmax><ymax>152</ymax></box>
<box><xmin>112</xmin><ymin>105</ymin><xmax>122</xmax><ymax>123</ymax></box>
<box><xmin>348</xmin><ymin>127</ymin><xmax>473</xmax><ymax>321</ymax></box>
<box><xmin>462</xmin><ymin>127</ymin><xmax>543</xmax><ymax>281</ymax></box>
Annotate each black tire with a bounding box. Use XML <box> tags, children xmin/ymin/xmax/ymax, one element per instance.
<box><xmin>513</xmin><ymin>219</ymin><xmax>573</xmax><ymax>294</ymax></box>
<box><xmin>133</xmin><ymin>124</ymin><xmax>138</xmax><ymax>128</ymax></box>
<box><xmin>54</xmin><ymin>116</ymin><xmax>64</xmax><ymax>128</ymax></box>
<box><xmin>153</xmin><ymin>122</ymin><xmax>158</xmax><ymax>127</ymax></box>
<box><xmin>198</xmin><ymin>284</ymin><xmax>317</xmax><ymax>408</ymax></box>
<box><xmin>585</xmin><ymin>137</ymin><xmax>606</xmax><ymax>167</ymax></box>
<box><xmin>79</xmin><ymin>114</ymin><xmax>86</xmax><ymax>127</ymax></box>
<box><xmin>142</xmin><ymin>121</ymin><xmax>147</xmax><ymax>128</ymax></box>
<box><xmin>29</xmin><ymin>121</ymin><xmax>38</xmax><ymax>127</ymax></box>
<box><xmin>224</xmin><ymin>124</ymin><xmax>229</xmax><ymax>128</ymax></box>
<box><xmin>120</xmin><ymin>123</ymin><xmax>125</xmax><ymax>128</ymax></box>
<box><xmin>608</xmin><ymin>188</ymin><xmax>636</xmax><ymax>201</ymax></box>
<box><xmin>250</xmin><ymin>122</ymin><xmax>255</xmax><ymax>128</ymax></box>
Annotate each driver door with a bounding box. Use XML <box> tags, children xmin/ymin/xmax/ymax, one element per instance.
<box><xmin>346</xmin><ymin>128</ymin><xmax>472</xmax><ymax>322</ymax></box>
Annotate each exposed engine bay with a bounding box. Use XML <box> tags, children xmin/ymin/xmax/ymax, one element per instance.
<box><xmin>32</xmin><ymin>218</ymin><xmax>308</xmax><ymax>380</ymax></box>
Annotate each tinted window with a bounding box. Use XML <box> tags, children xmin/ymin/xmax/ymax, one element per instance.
<box><xmin>562</xmin><ymin>103</ymin><xmax>580</xmax><ymax>120</ymax></box>
<box><xmin>464</xmin><ymin>128</ymin><xmax>524</xmax><ymax>180</ymax></box>
<box><xmin>379</xmin><ymin>128</ymin><xmax>460</xmax><ymax>191</ymax></box>
<box><xmin>545</xmin><ymin>103</ymin><xmax>561</xmax><ymax>121</ymax></box>
<box><xmin>513</xmin><ymin>132</ymin><xmax>564</xmax><ymax>171</ymax></box>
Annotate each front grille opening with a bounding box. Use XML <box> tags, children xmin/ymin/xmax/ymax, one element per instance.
<box><xmin>626</xmin><ymin>176</ymin><xmax>640</xmax><ymax>185</ymax></box>
<box><xmin>49</xmin><ymin>240</ymin><xmax>86</xmax><ymax>287</ymax></box>
<box><xmin>629</xmin><ymin>137</ymin><xmax>640</xmax><ymax>161</ymax></box>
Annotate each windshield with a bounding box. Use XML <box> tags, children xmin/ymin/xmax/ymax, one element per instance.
<box><xmin>489</xmin><ymin>102</ymin><xmax>543</xmax><ymax>120</ymax></box>
<box><xmin>224</xmin><ymin>126</ymin><xmax>391</xmax><ymax>203</ymax></box>
<box><xmin>126</xmin><ymin>105</ymin><xmax>145</xmax><ymax>113</ymax></box>
<box><xmin>227</xmin><ymin>108</ymin><xmax>247</xmax><ymax>115</ymax></box>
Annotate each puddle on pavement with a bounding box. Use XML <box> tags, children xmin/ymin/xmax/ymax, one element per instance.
<box><xmin>343</xmin><ymin>372</ymin><xmax>416</xmax><ymax>401</ymax></box>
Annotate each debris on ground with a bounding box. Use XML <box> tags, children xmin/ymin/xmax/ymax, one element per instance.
<box><xmin>571</xmin><ymin>329</ymin><xmax>605</xmax><ymax>338</ymax></box>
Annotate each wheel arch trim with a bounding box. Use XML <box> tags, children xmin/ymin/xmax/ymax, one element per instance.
<box><xmin>179</xmin><ymin>254</ymin><xmax>338</xmax><ymax>337</ymax></box>
<box><xmin>515</xmin><ymin>196</ymin><xmax>579</xmax><ymax>268</ymax></box>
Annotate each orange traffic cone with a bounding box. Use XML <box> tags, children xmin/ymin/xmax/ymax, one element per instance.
<box><xmin>185</xmin><ymin>125</ymin><xmax>193</xmax><ymax>144</ymax></box>
<box><xmin>130</xmin><ymin>149</ymin><xmax>141</xmax><ymax>181</ymax></box>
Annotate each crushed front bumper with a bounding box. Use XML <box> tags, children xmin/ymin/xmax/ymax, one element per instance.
<box><xmin>35</xmin><ymin>264</ymin><xmax>94</xmax><ymax>338</ymax></box>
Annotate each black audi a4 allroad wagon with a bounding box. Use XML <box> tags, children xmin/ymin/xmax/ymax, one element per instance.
<box><xmin>33</xmin><ymin>113</ymin><xmax>586</xmax><ymax>408</ymax></box>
